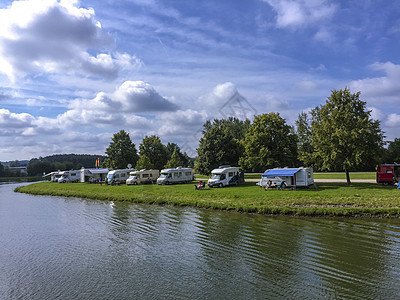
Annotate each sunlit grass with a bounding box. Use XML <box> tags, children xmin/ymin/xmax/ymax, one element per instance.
<box><xmin>16</xmin><ymin>181</ymin><xmax>400</xmax><ymax>217</ymax></box>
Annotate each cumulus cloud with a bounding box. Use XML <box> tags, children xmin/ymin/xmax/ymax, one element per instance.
<box><xmin>0</xmin><ymin>0</ymin><xmax>140</xmax><ymax>81</ymax></box>
<box><xmin>349</xmin><ymin>62</ymin><xmax>400</xmax><ymax>105</ymax></box>
<box><xmin>0</xmin><ymin>109</ymin><xmax>35</xmax><ymax>136</ymax></box>
<box><xmin>264</xmin><ymin>0</ymin><xmax>337</xmax><ymax>28</ymax></box>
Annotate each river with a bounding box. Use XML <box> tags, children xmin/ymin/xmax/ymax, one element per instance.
<box><xmin>1</xmin><ymin>182</ymin><xmax>400</xmax><ymax>299</ymax></box>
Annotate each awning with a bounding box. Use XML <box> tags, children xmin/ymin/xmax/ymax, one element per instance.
<box><xmin>87</xmin><ymin>168</ymin><xmax>109</xmax><ymax>174</ymax></box>
<box><xmin>262</xmin><ymin>168</ymin><xmax>301</xmax><ymax>177</ymax></box>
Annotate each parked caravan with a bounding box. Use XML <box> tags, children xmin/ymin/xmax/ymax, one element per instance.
<box><xmin>157</xmin><ymin>167</ymin><xmax>194</xmax><ymax>185</ymax></box>
<box><xmin>376</xmin><ymin>164</ymin><xmax>400</xmax><ymax>185</ymax></box>
<box><xmin>43</xmin><ymin>171</ymin><xmax>63</xmax><ymax>182</ymax></box>
<box><xmin>58</xmin><ymin>170</ymin><xmax>81</xmax><ymax>183</ymax></box>
<box><xmin>207</xmin><ymin>166</ymin><xmax>244</xmax><ymax>188</ymax></box>
<box><xmin>106</xmin><ymin>169</ymin><xmax>135</xmax><ymax>185</ymax></box>
<box><xmin>80</xmin><ymin>168</ymin><xmax>110</xmax><ymax>183</ymax></box>
<box><xmin>257</xmin><ymin>167</ymin><xmax>314</xmax><ymax>189</ymax></box>
<box><xmin>126</xmin><ymin>169</ymin><xmax>159</xmax><ymax>185</ymax></box>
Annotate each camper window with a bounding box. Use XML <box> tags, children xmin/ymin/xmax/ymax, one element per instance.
<box><xmin>211</xmin><ymin>174</ymin><xmax>221</xmax><ymax>179</ymax></box>
<box><xmin>228</xmin><ymin>172</ymin><xmax>234</xmax><ymax>177</ymax></box>
<box><xmin>143</xmin><ymin>174</ymin><xmax>149</xmax><ymax>179</ymax></box>
<box><xmin>160</xmin><ymin>173</ymin><xmax>168</xmax><ymax>178</ymax></box>
<box><xmin>185</xmin><ymin>172</ymin><xmax>191</xmax><ymax>176</ymax></box>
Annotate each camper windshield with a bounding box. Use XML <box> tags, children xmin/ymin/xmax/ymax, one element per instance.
<box><xmin>107</xmin><ymin>174</ymin><xmax>114</xmax><ymax>180</ymax></box>
<box><xmin>211</xmin><ymin>174</ymin><xmax>221</xmax><ymax>179</ymax></box>
<box><xmin>128</xmin><ymin>175</ymin><xmax>137</xmax><ymax>180</ymax></box>
<box><xmin>159</xmin><ymin>173</ymin><xmax>168</xmax><ymax>178</ymax></box>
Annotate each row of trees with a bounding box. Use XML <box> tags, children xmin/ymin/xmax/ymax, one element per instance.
<box><xmin>195</xmin><ymin>88</ymin><xmax>387</xmax><ymax>184</ymax></box>
<box><xmin>27</xmin><ymin>154</ymin><xmax>107</xmax><ymax>176</ymax></box>
<box><xmin>102</xmin><ymin>131</ymin><xmax>194</xmax><ymax>170</ymax></box>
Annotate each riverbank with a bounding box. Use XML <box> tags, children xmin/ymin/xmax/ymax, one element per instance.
<box><xmin>15</xmin><ymin>181</ymin><xmax>400</xmax><ymax>218</ymax></box>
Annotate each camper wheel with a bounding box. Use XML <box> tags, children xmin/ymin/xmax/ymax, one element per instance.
<box><xmin>235</xmin><ymin>181</ymin><xmax>239</xmax><ymax>186</ymax></box>
<box><xmin>219</xmin><ymin>183</ymin><xmax>223</xmax><ymax>188</ymax></box>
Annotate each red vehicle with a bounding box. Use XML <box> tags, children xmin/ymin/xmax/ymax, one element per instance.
<box><xmin>376</xmin><ymin>164</ymin><xmax>400</xmax><ymax>185</ymax></box>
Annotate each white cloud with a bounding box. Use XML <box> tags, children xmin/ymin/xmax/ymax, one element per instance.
<box><xmin>0</xmin><ymin>0</ymin><xmax>139</xmax><ymax>81</ymax></box>
<box><xmin>264</xmin><ymin>0</ymin><xmax>337</xmax><ymax>28</ymax></box>
<box><xmin>0</xmin><ymin>109</ymin><xmax>35</xmax><ymax>135</ymax></box>
<box><xmin>349</xmin><ymin>62</ymin><xmax>400</xmax><ymax>105</ymax></box>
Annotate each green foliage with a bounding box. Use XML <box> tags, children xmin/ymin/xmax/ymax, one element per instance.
<box><xmin>383</xmin><ymin>138</ymin><xmax>400</xmax><ymax>163</ymax></box>
<box><xmin>304</xmin><ymin>88</ymin><xmax>384</xmax><ymax>183</ymax></box>
<box><xmin>165</xmin><ymin>142</ymin><xmax>193</xmax><ymax>167</ymax></box>
<box><xmin>296</xmin><ymin>112</ymin><xmax>315</xmax><ymax>167</ymax></box>
<box><xmin>138</xmin><ymin>135</ymin><xmax>169</xmax><ymax>170</ymax></box>
<box><xmin>240</xmin><ymin>113</ymin><xmax>298</xmax><ymax>172</ymax></box>
<box><xmin>164</xmin><ymin>149</ymin><xmax>184</xmax><ymax>168</ymax></box>
<box><xmin>103</xmin><ymin>130</ymin><xmax>138</xmax><ymax>169</ymax></box>
<box><xmin>135</xmin><ymin>154</ymin><xmax>154</xmax><ymax>170</ymax></box>
<box><xmin>195</xmin><ymin>117</ymin><xmax>249</xmax><ymax>175</ymax></box>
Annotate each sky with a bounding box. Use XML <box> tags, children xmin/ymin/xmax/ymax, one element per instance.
<box><xmin>0</xmin><ymin>0</ymin><xmax>400</xmax><ymax>161</ymax></box>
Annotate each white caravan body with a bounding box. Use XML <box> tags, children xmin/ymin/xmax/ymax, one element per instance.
<box><xmin>80</xmin><ymin>168</ymin><xmax>110</xmax><ymax>183</ymax></box>
<box><xmin>126</xmin><ymin>169</ymin><xmax>160</xmax><ymax>185</ymax></box>
<box><xmin>106</xmin><ymin>169</ymin><xmax>135</xmax><ymax>185</ymax></box>
<box><xmin>157</xmin><ymin>167</ymin><xmax>193</xmax><ymax>185</ymax></box>
<box><xmin>43</xmin><ymin>171</ymin><xmax>62</xmax><ymax>182</ymax></box>
<box><xmin>58</xmin><ymin>170</ymin><xmax>81</xmax><ymax>183</ymax></box>
<box><xmin>258</xmin><ymin>167</ymin><xmax>314</xmax><ymax>188</ymax></box>
<box><xmin>207</xmin><ymin>166</ymin><xmax>244</xmax><ymax>188</ymax></box>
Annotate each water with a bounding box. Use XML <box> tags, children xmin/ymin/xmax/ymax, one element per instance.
<box><xmin>1</xmin><ymin>183</ymin><xmax>400</xmax><ymax>299</ymax></box>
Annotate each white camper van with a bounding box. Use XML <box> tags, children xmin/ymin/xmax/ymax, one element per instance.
<box><xmin>207</xmin><ymin>165</ymin><xmax>245</xmax><ymax>188</ymax></box>
<box><xmin>106</xmin><ymin>169</ymin><xmax>135</xmax><ymax>185</ymax></box>
<box><xmin>257</xmin><ymin>167</ymin><xmax>314</xmax><ymax>189</ymax></box>
<box><xmin>157</xmin><ymin>167</ymin><xmax>194</xmax><ymax>185</ymax></box>
<box><xmin>58</xmin><ymin>170</ymin><xmax>81</xmax><ymax>183</ymax></box>
<box><xmin>126</xmin><ymin>169</ymin><xmax>159</xmax><ymax>185</ymax></box>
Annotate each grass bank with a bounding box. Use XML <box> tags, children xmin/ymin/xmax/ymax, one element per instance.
<box><xmin>15</xmin><ymin>181</ymin><xmax>400</xmax><ymax>218</ymax></box>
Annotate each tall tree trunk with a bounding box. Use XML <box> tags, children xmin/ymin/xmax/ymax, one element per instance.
<box><xmin>345</xmin><ymin>169</ymin><xmax>351</xmax><ymax>185</ymax></box>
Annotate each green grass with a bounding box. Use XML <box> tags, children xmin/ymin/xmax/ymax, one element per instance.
<box><xmin>15</xmin><ymin>180</ymin><xmax>400</xmax><ymax>218</ymax></box>
<box><xmin>195</xmin><ymin>172</ymin><xmax>376</xmax><ymax>180</ymax></box>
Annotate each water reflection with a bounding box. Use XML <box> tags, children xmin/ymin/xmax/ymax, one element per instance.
<box><xmin>1</xmin><ymin>183</ymin><xmax>400</xmax><ymax>299</ymax></box>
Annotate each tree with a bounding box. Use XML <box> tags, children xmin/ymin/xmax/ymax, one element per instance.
<box><xmin>138</xmin><ymin>135</ymin><xmax>169</xmax><ymax>170</ymax></box>
<box><xmin>135</xmin><ymin>154</ymin><xmax>154</xmax><ymax>170</ymax></box>
<box><xmin>164</xmin><ymin>149</ymin><xmax>184</xmax><ymax>168</ymax></box>
<box><xmin>295</xmin><ymin>112</ymin><xmax>316</xmax><ymax>168</ymax></box>
<box><xmin>383</xmin><ymin>138</ymin><xmax>400</xmax><ymax>163</ymax></box>
<box><xmin>102</xmin><ymin>130</ymin><xmax>138</xmax><ymax>169</ymax></box>
<box><xmin>308</xmin><ymin>88</ymin><xmax>384</xmax><ymax>184</ymax></box>
<box><xmin>239</xmin><ymin>113</ymin><xmax>298</xmax><ymax>172</ymax></box>
<box><xmin>166</xmin><ymin>142</ymin><xmax>191</xmax><ymax>167</ymax></box>
<box><xmin>195</xmin><ymin>118</ymin><xmax>249</xmax><ymax>175</ymax></box>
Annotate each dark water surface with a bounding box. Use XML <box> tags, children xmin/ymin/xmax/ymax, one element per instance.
<box><xmin>1</xmin><ymin>183</ymin><xmax>400</xmax><ymax>299</ymax></box>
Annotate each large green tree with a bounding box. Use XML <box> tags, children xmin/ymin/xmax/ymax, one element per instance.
<box><xmin>240</xmin><ymin>113</ymin><xmax>298</xmax><ymax>172</ymax></box>
<box><xmin>138</xmin><ymin>135</ymin><xmax>169</xmax><ymax>170</ymax></box>
<box><xmin>164</xmin><ymin>149</ymin><xmax>184</xmax><ymax>168</ymax></box>
<box><xmin>306</xmin><ymin>88</ymin><xmax>384</xmax><ymax>184</ymax></box>
<box><xmin>135</xmin><ymin>154</ymin><xmax>154</xmax><ymax>170</ymax></box>
<box><xmin>383</xmin><ymin>138</ymin><xmax>400</xmax><ymax>163</ymax></box>
<box><xmin>103</xmin><ymin>130</ymin><xmax>138</xmax><ymax>169</ymax></box>
<box><xmin>195</xmin><ymin>117</ymin><xmax>250</xmax><ymax>175</ymax></box>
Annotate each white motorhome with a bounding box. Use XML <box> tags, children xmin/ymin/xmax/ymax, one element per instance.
<box><xmin>157</xmin><ymin>167</ymin><xmax>194</xmax><ymax>185</ymax></box>
<box><xmin>58</xmin><ymin>170</ymin><xmax>81</xmax><ymax>183</ymax></box>
<box><xmin>43</xmin><ymin>171</ymin><xmax>63</xmax><ymax>182</ymax></box>
<box><xmin>80</xmin><ymin>168</ymin><xmax>110</xmax><ymax>183</ymax></box>
<box><xmin>207</xmin><ymin>165</ymin><xmax>245</xmax><ymax>188</ymax></box>
<box><xmin>106</xmin><ymin>169</ymin><xmax>135</xmax><ymax>185</ymax></box>
<box><xmin>126</xmin><ymin>169</ymin><xmax>159</xmax><ymax>185</ymax></box>
<box><xmin>257</xmin><ymin>167</ymin><xmax>314</xmax><ymax>189</ymax></box>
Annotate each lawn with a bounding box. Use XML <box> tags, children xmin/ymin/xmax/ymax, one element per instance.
<box><xmin>16</xmin><ymin>180</ymin><xmax>400</xmax><ymax>217</ymax></box>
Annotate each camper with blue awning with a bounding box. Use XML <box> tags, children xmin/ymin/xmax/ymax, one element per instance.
<box><xmin>257</xmin><ymin>167</ymin><xmax>314</xmax><ymax>189</ymax></box>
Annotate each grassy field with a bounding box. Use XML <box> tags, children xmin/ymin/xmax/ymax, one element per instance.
<box><xmin>16</xmin><ymin>180</ymin><xmax>400</xmax><ymax>218</ymax></box>
<box><xmin>196</xmin><ymin>172</ymin><xmax>376</xmax><ymax>180</ymax></box>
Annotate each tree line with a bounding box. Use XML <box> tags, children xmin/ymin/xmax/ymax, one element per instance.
<box><xmin>27</xmin><ymin>154</ymin><xmax>107</xmax><ymax>176</ymax></box>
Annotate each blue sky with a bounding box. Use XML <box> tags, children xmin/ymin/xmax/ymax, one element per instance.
<box><xmin>0</xmin><ymin>0</ymin><xmax>399</xmax><ymax>161</ymax></box>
